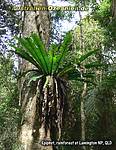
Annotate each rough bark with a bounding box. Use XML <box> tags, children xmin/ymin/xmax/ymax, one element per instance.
<box><xmin>80</xmin><ymin>82</ymin><xmax>87</xmax><ymax>150</ymax></box>
<box><xmin>79</xmin><ymin>10</ymin><xmax>86</xmax><ymax>150</ymax></box>
<box><xmin>19</xmin><ymin>0</ymin><xmax>52</xmax><ymax>150</ymax></box>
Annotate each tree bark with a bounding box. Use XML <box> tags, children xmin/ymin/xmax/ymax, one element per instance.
<box><xmin>79</xmin><ymin>9</ymin><xmax>86</xmax><ymax>150</ymax></box>
<box><xmin>18</xmin><ymin>0</ymin><xmax>52</xmax><ymax>149</ymax></box>
<box><xmin>80</xmin><ymin>82</ymin><xmax>87</xmax><ymax>150</ymax></box>
<box><xmin>112</xmin><ymin>0</ymin><xmax>116</xmax><ymax>18</ymax></box>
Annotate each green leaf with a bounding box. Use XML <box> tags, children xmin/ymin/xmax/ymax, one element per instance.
<box><xmin>17</xmin><ymin>69</ymin><xmax>42</xmax><ymax>79</ymax></box>
<box><xmin>48</xmin><ymin>49</ymin><xmax>54</xmax><ymax>75</ymax></box>
<box><xmin>83</xmin><ymin>73</ymin><xmax>95</xmax><ymax>78</ymax></box>
<box><xmin>53</xmin><ymin>32</ymin><xmax>72</xmax><ymax>74</ymax></box>
<box><xmin>28</xmin><ymin>75</ymin><xmax>43</xmax><ymax>86</ymax></box>
<box><xmin>57</xmin><ymin>65</ymin><xmax>73</xmax><ymax>77</ymax></box>
<box><xmin>79</xmin><ymin>49</ymin><xmax>99</xmax><ymax>63</ymax></box>
<box><xmin>17</xmin><ymin>36</ymin><xmax>47</xmax><ymax>74</ymax></box>
<box><xmin>85</xmin><ymin>61</ymin><xmax>106</xmax><ymax>69</ymax></box>
<box><xmin>67</xmin><ymin>70</ymin><xmax>81</xmax><ymax>80</ymax></box>
<box><xmin>76</xmin><ymin>78</ymin><xmax>96</xmax><ymax>85</ymax></box>
<box><xmin>30</xmin><ymin>33</ymin><xmax>50</xmax><ymax>74</ymax></box>
<box><xmin>27</xmin><ymin>37</ymin><xmax>48</xmax><ymax>73</ymax></box>
<box><xmin>10</xmin><ymin>46</ymin><xmax>42</xmax><ymax>71</ymax></box>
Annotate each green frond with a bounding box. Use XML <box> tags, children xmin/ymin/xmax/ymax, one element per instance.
<box><xmin>85</xmin><ymin>61</ymin><xmax>106</xmax><ymax>69</ymax></box>
<box><xmin>17</xmin><ymin>69</ymin><xmax>42</xmax><ymax>79</ymax></box>
<box><xmin>48</xmin><ymin>47</ymin><xmax>54</xmax><ymax>75</ymax></box>
<box><xmin>78</xmin><ymin>49</ymin><xmax>99</xmax><ymax>63</ymax></box>
<box><xmin>10</xmin><ymin>46</ymin><xmax>42</xmax><ymax>71</ymax></box>
<box><xmin>76</xmin><ymin>78</ymin><xmax>96</xmax><ymax>85</ymax></box>
<box><xmin>28</xmin><ymin>75</ymin><xmax>44</xmax><ymax>86</ymax></box>
<box><xmin>57</xmin><ymin>65</ymin><xmax>73</xmax><ymax>77</ymax></box>
<box><xmin>83</xmin><ymin>72</ymin><xmax>95</xmax><ymax>78</ymax></box>
<box><xmin>31</xmin><ymin>33</ymin><xmax>50</xmax><ymax>74</ymax></box>
<box><xmin>20</xmin><ymin>36</ymin><xmax>49</xmax><ymax>74</ymax></box>
<box><xmin>53</xmin><ymin>33</ymin><xmax>72</xmax><ymax>74</ymax></box>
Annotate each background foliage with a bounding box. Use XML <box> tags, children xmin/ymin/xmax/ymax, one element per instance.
<box><xmin>0</xmin><ymin>0</ymin><xmax>116</xmax><ymax>150</ymax></box>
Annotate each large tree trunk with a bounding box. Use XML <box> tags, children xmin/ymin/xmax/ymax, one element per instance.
<box><xmin>19</xmin><ymin>0</ymin><xmax>52</xmax><ymax>149</ymax></box>
<box><xmin>79</xmin><ymin>10</ymin><xmax>86</xmax><ymax>150</ymax></box>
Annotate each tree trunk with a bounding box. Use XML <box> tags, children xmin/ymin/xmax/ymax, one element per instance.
<box><xmin>19</xmin><ymin>0</ymin><xmax>52</xmax><ymax>150</ymax></box>
<box><xmin>112</xmin><ymin>0</ymin><xmax>116</xmax><ymax>18</ymax></box>
<box><xmin>79</xmin><ymin>9</ymin><xmax>86</xmax><ymax>150</ymax></box>
<box><xmin>80</xmin><ymin>82</ymin><xmax>87</xmax><ymax>150</ymax></box>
